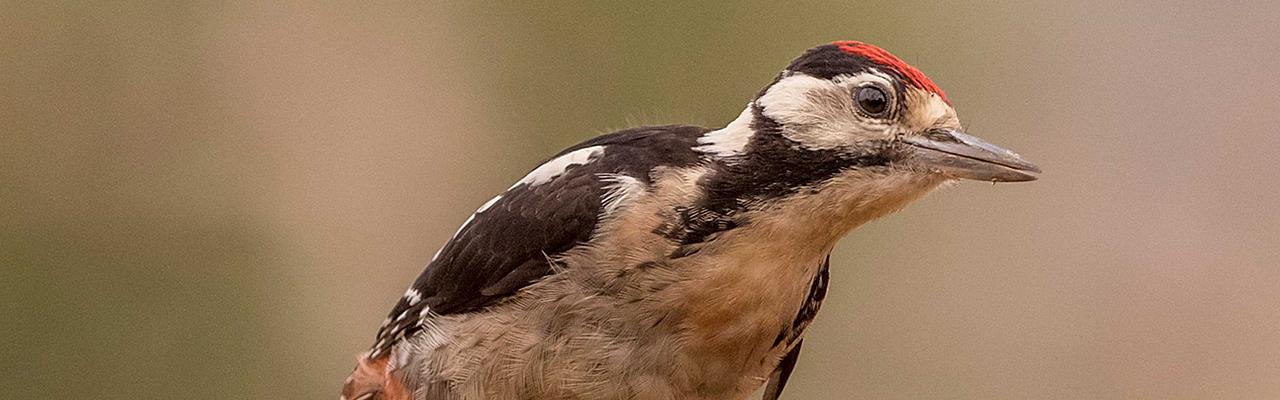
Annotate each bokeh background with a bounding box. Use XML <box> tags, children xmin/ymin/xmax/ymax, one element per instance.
<box><xmin>4</xmin><ymin>2</ymin><xmax>1279</xmax><ymax>399</ymax></box>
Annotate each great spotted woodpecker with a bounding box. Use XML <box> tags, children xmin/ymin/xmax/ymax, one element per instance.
<box><xmin>342</xmin><ymin>41</ymin><xmax>1039</xmax><ymax>400</ymax></box>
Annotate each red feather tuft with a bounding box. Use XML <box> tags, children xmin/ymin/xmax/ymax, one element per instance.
<box><xmin>833</xmin><ymin>41</ymin><xmax>948</xmax><ymax>104</ymax></box>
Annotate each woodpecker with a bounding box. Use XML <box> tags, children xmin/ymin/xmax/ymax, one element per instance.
<box><xmin>343</xmin><ymin>41</ymin><xmax>1039</xmax><ymax>400</ymax></box>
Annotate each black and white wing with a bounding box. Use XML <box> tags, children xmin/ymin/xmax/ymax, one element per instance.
<box><xmin>369</xmin><ymin>125</ymin><xmax>706</xmax><ymax>357</ymax></box>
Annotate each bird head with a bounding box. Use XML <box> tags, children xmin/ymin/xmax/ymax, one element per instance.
<box><xmin>765</xmin><ymin>40</ymin><xmax>1039</xmax><ymax>181</ymax></box>
<box><xmin>701</xmin><ymin>41</ymin><xmax>1038</xmax><ymax>184</ymax></box>
<box><xmin>695</xmin><ymin>41</ymin><xmax>1038</xmax><ymax>231</ymax></box>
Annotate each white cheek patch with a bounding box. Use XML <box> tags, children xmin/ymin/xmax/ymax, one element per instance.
<box><xmin>695</xmin><ymin>106</ymin><xmax>755</xmax><ymax>158</ymax></box>
<box><xmin>756</xmin><ymin>71</ymin><xmax>897</xmax><ymax>151</ymax></box>
<box><xmin>514</xmin><ymin>145</ymin><xmax>605</xmax><ymax>188</ymax></box>
<box><xmin>756</xmin><ymin>73</ymin><xmax>836</xmax><ymax>127</ymax></box>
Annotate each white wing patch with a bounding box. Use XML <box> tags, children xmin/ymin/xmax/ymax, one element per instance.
<box><xmin>427</xmin><ymin>145</ymin><xmax>602</xmax><ymax>265</ymax></box>
<box><xmin>695</xmin><ymin>105</ymin><xmax>755</xmax><ymax>158</ymax></box>
<box><xmin>513</xmin><ymin>145</ymin><xmax>605</xmax><ymax>188</ymax></box>
<box><xmin>404</xmin><ymin>288</ymin><xmax>422</xmax><ymax>306</ymax></box>
<box><xmin>428</xmin><ymin>144</ymin><xmax>603</xmax><ymax>267</ymax></box>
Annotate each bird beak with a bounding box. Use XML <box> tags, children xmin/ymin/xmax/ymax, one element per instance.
<box><xmin>901</xmin><ymin>129</ymin><xmax>1040</xmax><ymax>182</ymax></box>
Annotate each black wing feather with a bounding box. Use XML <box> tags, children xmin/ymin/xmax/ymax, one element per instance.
<box><xmin>370</xmin><ymin>125</ymin><xmax>707</xmax><ymax>356</ymax></box>
<box><xmin>764</xmin><ymin>255</ymin><xmax>831</xmax><ymax>398</ymax></box>
<box><xmin>763</xmin><ymin>339</ymin><xmax>804</xmax><ymax>400</ymax></box>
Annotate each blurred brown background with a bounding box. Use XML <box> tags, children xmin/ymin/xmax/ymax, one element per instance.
<box><xmin>3</xmin><ymin>2</ymin><xmax>1279</xmax><ymax>399</ymax></box>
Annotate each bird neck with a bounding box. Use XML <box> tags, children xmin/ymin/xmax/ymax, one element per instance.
<box><xmin>758</xmin><ymin>170</ymin><xmax>946</xmax><ymax>245</ymax></box>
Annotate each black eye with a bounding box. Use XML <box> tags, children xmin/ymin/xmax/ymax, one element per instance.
<box><xmin>855</xmin><ymin>86</ymin><xmax>889</xmax><ymax>116</ymax></box>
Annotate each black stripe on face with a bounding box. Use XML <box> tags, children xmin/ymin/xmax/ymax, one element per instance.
<box><xmin>664</xmin><ymin>109</ymin><xmax>892</xmax><ymax>248</ymax></box>
<box><xmin>703</xmin><ymin>107</ymin><xmax>891</xmax><ymax>205</ymax></box>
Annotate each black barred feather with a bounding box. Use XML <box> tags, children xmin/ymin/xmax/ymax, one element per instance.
<box><xmin>765</xmin><ymin>256</ymin><xmax>831</xmax><ymax>400</ymax></box>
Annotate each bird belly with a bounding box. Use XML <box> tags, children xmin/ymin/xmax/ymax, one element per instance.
<box><xmin>398</xmin><ymin>255</ymin><xmax>824</xmax><ymax>400</ymax></box>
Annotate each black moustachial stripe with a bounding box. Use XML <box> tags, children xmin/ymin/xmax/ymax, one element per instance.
<box><xmin>666</xmin><ymin>107</ymin><xmax>891</xmax><ymax>249</ymax></box>
<box><xmin>709</xmin><ymin>105</ymin><xmax>891</xmax><ymax>200</ymax></box>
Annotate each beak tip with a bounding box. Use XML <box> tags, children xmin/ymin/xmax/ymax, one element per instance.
<box><xmin>979</xmin><ymin>165</ymin><xmax>1039</xmax><ymax>183</ymax></box>
<box><xmin>997</xmin><ymin>158</ymin><xmax>1040</xmax><ymax>182</ymax></box>
<box><xmin>1009</xmin><ymin>155</ymin><xmax>1042</xmax><ymax>174</ymax></box>
<box><xmin>1002</xmin><ymin>171</ymin><xmax>1040</xmax><ymax>182</ymax></box>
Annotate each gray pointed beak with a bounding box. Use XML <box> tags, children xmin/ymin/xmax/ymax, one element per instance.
<box><xmin>901</xmin><ymin>129</ymin><xmax>1041</xmax><ymax>182</ymax></box>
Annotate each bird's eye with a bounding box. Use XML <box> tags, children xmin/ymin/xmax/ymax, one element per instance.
<box><xmin>855</xmin><ymin>86</ymin><xmax>889</xmax><ymax>116</ymax></box>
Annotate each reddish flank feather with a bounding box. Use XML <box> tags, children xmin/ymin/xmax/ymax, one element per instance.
<box><xmin>833</xmin><ymin>40</ymin><xmax>949</xmax><ymax>104</ymax></box>
<box><xmin>342</xmin><ymin>351</ymin><xmax>409</xmax><ymax>400</ymax></box>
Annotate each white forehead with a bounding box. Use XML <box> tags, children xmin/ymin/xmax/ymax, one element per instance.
<box><xmin>924</xmin><ymin>92</ymin><xmax>949</xmax><ymax>122</ymax></box>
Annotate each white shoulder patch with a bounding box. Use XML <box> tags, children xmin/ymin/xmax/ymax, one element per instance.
<box><xmin>514</xmin><ymin>145</ymin><xmax>605</xmax><ymax>188</ymax></box>
<box><xmin>695</xmin><ymin>105</ymin><xmax>755</xmax><ymax>158</ymax></box>
<box><xmin>598</xmin><ymin>173</ymin><xmax>645</xmax><ymax>216</ymax></box>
